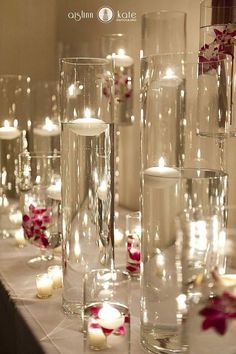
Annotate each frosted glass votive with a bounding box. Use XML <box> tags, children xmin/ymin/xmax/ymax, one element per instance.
<box><xmin>48</xmin><ymin>265</ymin><xmax>63</xmax><ymax>289</ymax></box>
<box><xmin>36</xmin><ymin>273</ymin><xmax>53</xmax><ymax>298</ymax></box>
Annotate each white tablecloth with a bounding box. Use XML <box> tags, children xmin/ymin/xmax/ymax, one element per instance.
<box><xmin>0</xmin><ymin>236</ymin><xmax>146</xmax><ymax>354</ymax></box>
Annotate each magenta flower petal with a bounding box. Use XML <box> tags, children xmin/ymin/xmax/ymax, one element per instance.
<box><xmin>101</xmin><ymin>327</ymin><xmax>113</xmax><ymax>336</ymax></box>
<box><xmin>23</xmin><ymin>214</ymin><xmax>30</xmax><ymax>223</ymax></box>
<box><xmin>90</xmin><ymin>306</ymin><xmax>101</xmax><ymax>316</ymax></box>
<box><xmin>114</xmin><ymin>325</ymin><xmax>125</xmax><ymax>335</ymax></box>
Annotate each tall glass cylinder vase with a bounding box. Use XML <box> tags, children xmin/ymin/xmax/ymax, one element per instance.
<box><xmin>101</xmin><ymin>34</ymin><xmax>134</xmax><ymax>214</ymax></box>
<box><xmin>141</xmin><ymin>11</ymin><xmax>186</xmax><ymax>58</ymax></box>
<box><xmin>32</xmin><ymin>81</ymin><xmax>60</xmax><ymax>153</ymax></box>
<box><xmin>140</xmin><ymin>53</ymin><xmax>229</xmax><ymax>354</ymax></box>
<box><xmin>0</xmin><ymin>75</ymin><xmax>31</xmax><ymax>237</ymax></box>
<box><xmin>60</xmin><ymin>58</ymin><xmax>114</xmax><ymax>317</ymax></box>
<box><xmin>200</xmin><ymin>0</ymin><xmax>236</xmax><ymax>135</ymax></box>
<box><xmin>176</xmin><ymin>205</ymin><xmax>236</xmax><ymax>354</ymax></box>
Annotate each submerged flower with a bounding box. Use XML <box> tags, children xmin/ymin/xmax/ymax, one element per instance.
<box><xmin>22</xmin><ymin>204</ymin><xmax>52</xmax><ymax>248</ymax></box>
<box><xmin>199</xmin><ymin>292</ymin><xmax>236</xmax><ymax>335</ymax></box>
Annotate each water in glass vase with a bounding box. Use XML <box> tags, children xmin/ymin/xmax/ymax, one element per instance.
<box><xmin>0</xmin><ymin>133</ymin><xmax>21</xmax><ymax>237</ymax></box>
<box><xmin>141</xmin><ymin>168</ymin><xmax>227</xmax><ymax>353</ymax></box>
<box><xmin>61</xmin><ymin>120</ymin><xmax>112</xmax><ymax>316</ymax></box>
<box><xmin>182</xmin><ymin>299</ymin><xmax>236</xmax><ymax>354</ymax></box>
<box><xmin>83</xmin><ymin>302</ymin><xmax>130</xmax><ymax>353</ymax></box>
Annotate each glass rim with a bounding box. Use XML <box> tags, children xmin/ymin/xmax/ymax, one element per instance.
<box><xmin>141</xmin><ymin>10</ymin><xmax>187</xmax><ymax>20</ymax></box>
<box><xmin>60</xmin><ymin>57</ymin><xmax>110</xmax><ymax>66</ymax></box>
<box><xmin>141</xmin><ymin>51</ymin><xmax>232</xmax><ymax>64</ymax></box>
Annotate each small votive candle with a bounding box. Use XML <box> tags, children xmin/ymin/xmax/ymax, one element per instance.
<box><xmin>36</xmin><ymin>273</ymin><xmax>53</xmax><ymax>298</ymax></box>
<box><xmin>48</xmin><ymin>265</ymin><xmax>63</xmax><ymax>289</ymax></box>
<box><xmin>14</xmin><ymin>229</ymin><xmax>26</xmax><ymax>248</ymax></box>
<box><xmin>88</xmin><ymin>321</ymin><xmax>107</xmax><ymax>350</ymax></box>
<box><xmin>114</xmin><ymin>228</ymin><xmax>124</xmax><ymax>246</ymax></box>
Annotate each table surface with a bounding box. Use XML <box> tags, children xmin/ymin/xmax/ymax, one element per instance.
<box><xmin>0</xmin><ymin>235</ymin><xmax>146</xmax><ymax>354</ymax></box>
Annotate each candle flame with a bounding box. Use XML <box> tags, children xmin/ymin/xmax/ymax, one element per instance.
<box><xmin>164</xmin><ymin>68</ymin><xmax>175</xmax><ymax>79</ymax></box>
<box><xmin>117</xmin><ymin>48</ymin><xmax>126</xmax><ymax>56</ymax></box>
<box><xmin>158</xmin><ymin>157</ymin><xmax>165</xmax><ymax>168</ymax></box>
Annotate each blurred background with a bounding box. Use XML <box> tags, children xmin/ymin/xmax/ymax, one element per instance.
<box><xmin>2</xmin><ymin>0</ymin><xmax>235</xmax><ymax>211</ymax></box>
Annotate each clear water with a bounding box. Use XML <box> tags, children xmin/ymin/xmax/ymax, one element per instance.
<box><xmin>141</xmin><ymin>168</ymin><xmax>227</xmax><ymax>353</ymax></box>
<box><xmin>61</xmin><ymin>121</ymin><xmax>113</xmax><ymax>315</ymax></box>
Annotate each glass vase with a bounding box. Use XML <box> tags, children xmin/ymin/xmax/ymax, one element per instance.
<box><xmin>141</xmin><ymin>11</ymin><xmax>186</xmax><ymax>58</ymax></box>
<box><xmin>200</xmin><ymin>0</ymin><xmax>236</xmax><ymax>136</ymax></box>
<box><xmin>18</xmin><ymin>151</ymin><xmax>61</xmax><ymax>266</ymax></box>
<box><xmin>101</xmin><ymin>34</ymin><xmax>134</xmax><ymax>214</ymax></box>
<box><xmin>140</xmin><ymin>53</ymin><xmax>229</xmax><ymax>354</ymax></box>
<box><xmin>60</xmin><ymin>58</ymin><xmax>114</xmax><ymax>317</ymax></box>
<box><xmin>32</xmin><ymin>81</ymin><xmax>60</xmax><ymax>153</ymax></box>
<box><xmin>0</xmin><ymin>75</ymin><xmax>31</xmax><ymax>238</ymax></box>
<box><xmin>176</xmin><ymin>205</ymin><xmax>236</xmax><ymax>354</ymax></box>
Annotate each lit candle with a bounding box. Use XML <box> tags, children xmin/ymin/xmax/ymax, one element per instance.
<box><xmin>70</xmin><ymin>107</ymin><xmax>107</xmax><ymax>137</ymax></box>
<box><xmin>97</xmin><ymin>303</ymin><xmax>124</xmax><ymax>330</ymax></box>
<box><xmin>97</xmin><ymin>181</ymin><xmax>108</xmax><ymax>201</ymax></box>
<box><xmin>47</xmin><ymin>180</ymin><xmax>61</xmax><ymax>201</ymax></box>
<box><xmin>0</xmin><ymin>120</ymin><xmax>21</xmax><ymax>140</ymax></box>
<box><xmin>114</xmin><ymin>228</ymin><xmax>124</xmax><ymax>246</ymax></box>
<box><xmin>108</xmin><ymin>49</ymin><xmax>134</xmax><ymax>68</ymax></box>
<box><xmin>144</xmin><ymin>157</ymin><xmax>180</xmax><ymax>186</ymax></box>
<box><xmin>48</xmin><ymin>265</ymin><xmax>63</xmax><ymax>289</ymax></box>
<box><xmin>36</xmin><ymin>273</ymin><xmax>53</xmax><ymax>298</ymax></box>
<box><xmin>158</xmin><ymin>67</ymin><xmax>182</xmax><ymax>87</ymax></box>
<box><xmin>88</xmin><ymin>321</ymin><xmax>107</xmax><ymax>350</ymax></box>
<box><xmin>33</xmin><ymin>117</ymin><xmax>60</xmax><ymax>137</ymax></box>
<box><xmin>14</xmin><ymin>229</ymin><xmax>26</xmax><ymax>248</ymax></box>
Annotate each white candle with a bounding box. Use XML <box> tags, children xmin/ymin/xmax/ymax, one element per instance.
<box><xmin>97</xmin><ymin>303</ymin><xmax>124</xmax><ymax>330</ymax></box>
<box><xmin>36</xmin><ymin>273</ymin><xmax>53</xmax><ymax>298</ymax></box>
<box><xmin>88</xmin><ymin>322</ymin><xmax>107</xmax><ymax>349</ymax></box>
<box><xmin>144</xmin><ymin>158</ymin><xmax>180</xmax><ymax>187</ymax></box>
<box><xmin>114</xmin><ymin>228</ymin><xmax>124</xmax><ymax>246</ymax></box>
<box><xmin>108</xmin><ymin>49</ymin><xmax>134</xmax><ymax>67</ymax></box>
<box><xmin>33</xmin><ymin>117</ymin><xmax>60</xmax><ymax>137</ymax></box>
<box><xmin>47</xmin><ymin>180</ymin><xmax>61</xmax><ymax>201</ymax></box>
<box><xmin>158</xmin><ymin>68</ymin><xmax>182</xmax><ymax>87</ymax></box>
<box><xmin>0</xmin><ymin>120</ymin><xmax>21</xmax><ymax>140</ymax></box>
<box><xmin>14</xmin><ymin>229</ymin><xmax>26</xmax><ymax>248</ymax></box>
<box><xmin>97</xmin><ymin>181</ymin><xmax>108</xmax><ymax>201</ymax></box>
<box><xmin>70</xmin><ymin>118</ymin><xmax>107</xmax><ymax>137</ymax></box>
<box><xmin>48</xmin><ymin>265</ymin><xmax>63</xmax><ymax>289</ymax></box>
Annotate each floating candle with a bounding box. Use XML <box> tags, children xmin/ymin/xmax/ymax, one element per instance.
<box><xmin>97</xmin><ymin>303</ymin><xmax>124</xmax><ymax>330</ymax></box>
<box><xmin>36</xmin><ymin>273</ymin><xmax>53</xmax><ymax>298</ymax></box>
<box><xmin>0</xmin><ymin>120</ymin><xmax>21</xmax><ymax>140</ymax></box>
<box><xmin>70</xmin><ymin>118</ymin><xmax>107</xmax><ymax>137</ymax></box>
<box><xmin>47</xmin><ymin>180</ymin><xmax>61</xmax><ymax>201</ymax></box>
<box><xmin>108</xmin><ymin>49</ymin><xmax>134</xmax><ymax>67</ymax></box>
<box><xmin>48</xmin><ymin>265</ymin><xmax>63</xmax><ymax>289</ymax></box>
<box><xmin>33</xmin><ymin>117</ymin><xmax>60</xmax><ymax>137</ymax></box>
